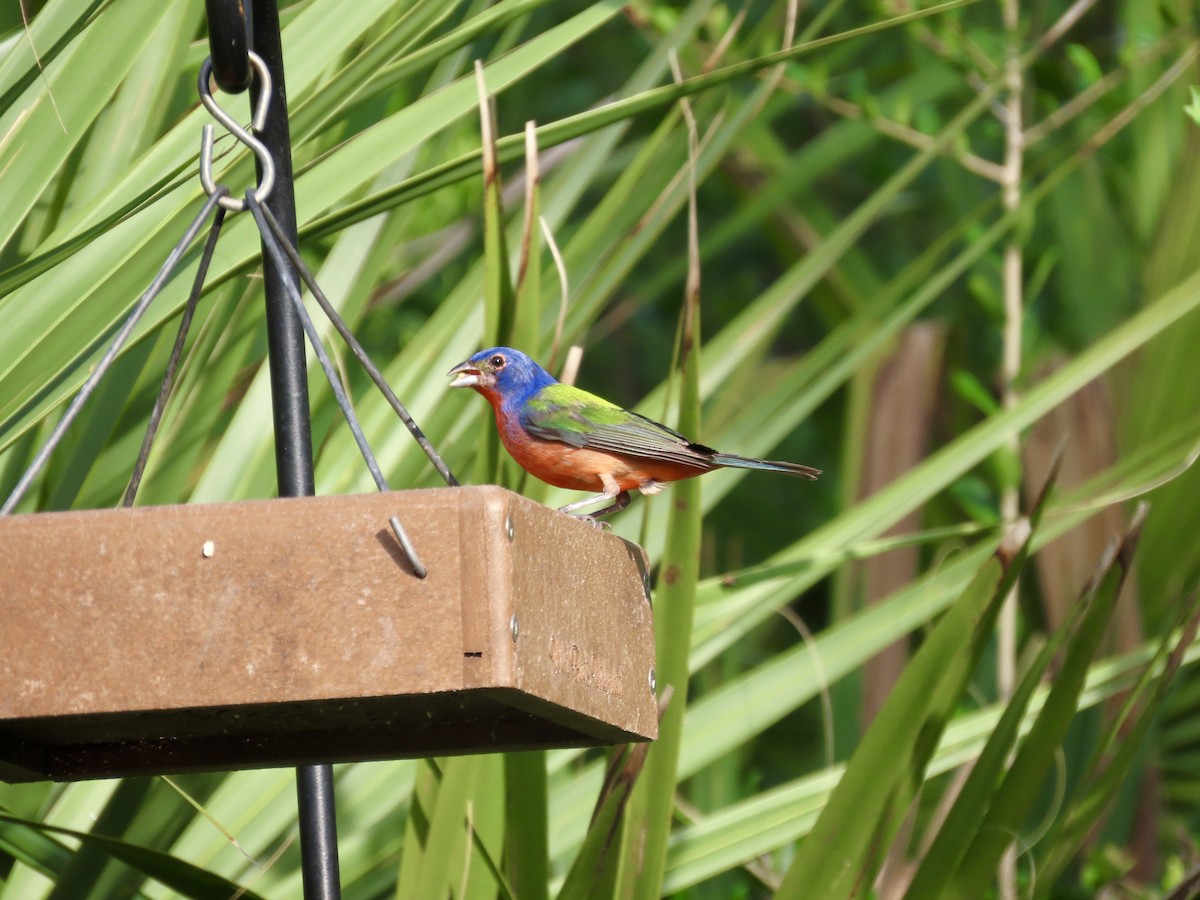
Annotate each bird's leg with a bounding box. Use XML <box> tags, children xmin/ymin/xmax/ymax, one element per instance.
<box><xmin>558</xmin><ymin>491</ymin><xmax>630</xmax><ymax>530</ymax></box>
<box><xmin>588</xmin><ymin>490</ymin><xmax>631</xmax><ymax>518</ymax></box>
<box><xmin>557</xmin><ymin>473</ymin><xmax>630</xmax><ymax>521</ymax></box>
<box><xmin>557</xmin><ymin>493</ymin><xmax>616</xmax><ymax>515</ymax></box>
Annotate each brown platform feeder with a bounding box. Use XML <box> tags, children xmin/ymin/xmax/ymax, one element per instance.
<box><xmin>0</xmin><ymin>486</ymin><xmax>657</xmax><ymax>782</ymax></box>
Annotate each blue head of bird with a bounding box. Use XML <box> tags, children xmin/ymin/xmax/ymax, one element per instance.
<box><xmin>447</xmin><ymin>347</ymin><xmax>557</xmax><ymax>406</ymax></box>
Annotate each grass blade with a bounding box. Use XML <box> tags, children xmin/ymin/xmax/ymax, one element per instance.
<box><xmin>776</xmin><ymin>519</ymin><xmax>1035</xmax><ymax>898</ymax></box>
<box><xmin>946</xmin><ymin>506</ymin><xmax>1150</xmax><ymax>895</ymax></box>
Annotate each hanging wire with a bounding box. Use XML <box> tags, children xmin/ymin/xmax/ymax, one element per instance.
<box><xmin>246</xmin><ymin>191</ymin><xmax>428</xmax><ymax>579</ymax></box>
<box><xmin>255</xmin><ymin>203</ymin><xmax>460</xmax><ymax>488</ymax></box>
<box><xmin>8</xmin><ymin>48</ymin><xmax>447</xmax><ymax>586</ymax></box>
<box><xmin>1</xmin><ymin>188</ymin><xmax>231</xmax><ymax>517</ymax></box>
<box><xmin>4</xmin><ymin>51</ymin><xmax>267</xmax><ymax>516</ymax></box>
<box><xmin>123</xmin><ymin>207</ymin><xmax>228</xmax><ymax>507</ymax></box>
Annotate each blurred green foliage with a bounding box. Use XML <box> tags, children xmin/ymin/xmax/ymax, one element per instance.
<box><xmin>1</xmin><ymin>0</ymin><xmax>1199</xmax><ymax>896</ymax></box>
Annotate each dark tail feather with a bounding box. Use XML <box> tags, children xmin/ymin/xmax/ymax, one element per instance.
<box><xmin>710</xmin><ymin>453</ymin><xmax>820</xmax><ymax>480</ymax></box>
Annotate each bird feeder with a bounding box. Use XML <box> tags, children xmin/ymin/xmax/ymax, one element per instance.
<box><xmin>0</xmin><ymin>486</ymin><xmax>656</xmax><ymax>782</ymax></box>
<box><xmin>0</xmin><ymin>10</ymin><xmax>655</xmax><ymax>896</ymax></box>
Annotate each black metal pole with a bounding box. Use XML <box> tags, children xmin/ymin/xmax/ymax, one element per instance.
<box><xmin>248</xmin><ymin>3</ymin><xmax>341</xmax><ymax>897</ymax></box>
<box><xmin>249</xmin><ymin>4</ymin><xmax>313</xmax><ymax>500</ymax></box>
<box><xmin>203</xmin><ymin>0</ymin><xmax>251</xmax><ymax>93</ymax></box>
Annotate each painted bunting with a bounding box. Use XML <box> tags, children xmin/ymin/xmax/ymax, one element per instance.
<box><xmin>448</xmin><ymin>347</ymin><xmax>819</xmax><ymax>518</ymax></box>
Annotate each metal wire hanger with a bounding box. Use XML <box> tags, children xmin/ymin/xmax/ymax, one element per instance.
<box><xmin>1</xmin><ymin>49</ymin><xmax>461</xmax><ymax>583</ymax></box>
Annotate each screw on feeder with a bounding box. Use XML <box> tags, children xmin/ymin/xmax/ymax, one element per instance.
<box><xmin>649</xmin><ymin>668</ymin><xmax>656</xmax><ymax>694</ymax></box>
<box><xmin>388</xmin><ymin>516</ymin><xmax>427</xmax><ymax>580</ymax></box>
<box><xmin>510</xmin><ymin>615</ymin><xmax>519</xmax><ymax>642</ymax></box>
<box><xmin>505</xmin><ymin>514</ymin><xmax>515</xmax><ymax>543</ymax></box>
<box><xmin>198</xmin><ymin>52</ymin><xmax>276</xmax><ymax>212</ymax></box>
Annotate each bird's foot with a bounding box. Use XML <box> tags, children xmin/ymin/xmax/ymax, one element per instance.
<box><xmin>572</xmin><ymin>515</ymin><xmax>611</xmax><ymax>531</ymax></box>
<box><xmin>556</xmin><ymin>489</ymin><xmax>632</xmax><ymax>521</ymax></box>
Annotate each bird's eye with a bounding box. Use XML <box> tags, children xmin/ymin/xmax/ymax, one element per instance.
<box><xmin>490</xmin><ymin>354</ymin><xmax>506</xmax><ymax>369</ymax></box>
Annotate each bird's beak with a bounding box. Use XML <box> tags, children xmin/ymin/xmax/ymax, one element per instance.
<box><xmin>447</xmin><ymin>359</ymin><xmax>482</xmax><ymax>388</ymax></box>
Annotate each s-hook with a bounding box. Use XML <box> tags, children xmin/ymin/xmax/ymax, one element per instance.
<box><xmin>198</xmin><ymin>51</ymin><xmax>276</xmax><ymax>212</ymax></box>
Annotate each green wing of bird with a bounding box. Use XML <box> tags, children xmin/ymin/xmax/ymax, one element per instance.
<box><xmin>520</xmin><ymin>383</ymin><xmax>715</xmax><ymax>469</ymax></box>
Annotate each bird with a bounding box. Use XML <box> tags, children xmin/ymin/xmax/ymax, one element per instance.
<box><xmin>448</xmin><ymin>347</ymin><xmax>819</xmax><ymax>518</ymax></box>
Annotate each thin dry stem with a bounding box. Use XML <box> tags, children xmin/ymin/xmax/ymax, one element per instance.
<box><xmin>777</xmin><ymin>606</ymin><xmax>835</xmax><ymax>768</ymax></box>
<box><xmin>0</xmin><ymin>107</ymin><xmax>34</xmax><ymax>164</ymax></box>
<box><xmin>997</xmin><ymin>2</ymin><xmax>1024</xmax><ymax>689</ymax></box>
<box><xmin>782</xmin><ymin>0</ymin><xmax>798</xmax><ymax>50</ymax></box>
<box><xmin>1023</xmin><ymin>33</ymin><xmax>1181</xmax><ymax>145</ymax></box>
<box><xmin>798</xmin><ymin>0</ymin><xmax>847</xmax><ymax>44</ymax></box>
<box><xmin>702</xmin><ymin>2</ymin><xmax>747</xmax><ymax>73</ymax></box>
<box><xmin>560</xmin><ymin>344</ymin><xmax>584</xmax><ymax>386</ymax></box>
<box><xmin>474</xmin><ymin>61</ymin><xmax>498</xmax><ymax>184</ymax></box>
<box><xmin>372</xmin><ymin>141</ymin><xmax>579</xmax><ymax>309</ymax></box>
<box><xmin>372</xmin><ymin>221</ymin><xmax>474</xmax><ymax>308</ymax></box>
<box><xmin>915</xmin><ymin>20</ymin><xmax>998</xmax><ymax>112</ymax></box>
<box><xmin>671</xmin><ymin>50</ymin><xmax>702</xmax><ymax>359</ymax></box>
<box><xmin>914</xmin><ymin>19</ymin><xmax>998</xmax><ymax>82</ymax></box>
<box><xmin>160</xmin><ymin>775</ymin><xmax>262</xmax><ymax>869</ymax></box>
<box><xmin>20</xmin><ymin>0</ymin><xmax>66</xmax><ymax>134</ymax></box>
<box><xmin>629</xmin><ymin>110</ymin><xmax>726</xmax><ymax>260</ymax></box>
<box><xmin>1085</xmin><ymin>43</ymin><xmax>1200</xmax><ymax>152</ymax></box>
<box><xmin>998</xmin><ymin>1</ymin><xmax>1025</xmax><ymax>894</ymax></box>
<box><xmin>514</xmin><ymin>121</ymin><xmax>540</xmax><ymax>300</ymax></box>
<box><xmin>232</xmin><ymin>832</ymin><xmax>296</xmax><ymax>900</ymax></box>
<box><xmin>756</xmin><ymin>0</ymin><xmax>801</xmax><ymax>97</ymax></box>
<box><xmin>542</xmin><ymin>215</ymin><xmax>570</xmax><ymax>371</ymax></box>
<box><xmin>1035</xmin><ymin>0</ymin><xmax>1101</xmax><ymax>53</ymax></box>
<box><xmin>816</xmin><ymin>93</ymin><xmax>1006</xmax><ymax>182</ymax></box>
<box><xmin>875</xmin><ymin>789</ymin><xmax>920</xmax><ymax>900</ymax></box>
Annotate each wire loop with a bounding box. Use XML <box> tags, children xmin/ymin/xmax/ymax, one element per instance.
<box><xmin>198</xmin><ymin>51</ymin><xmax>275</xmax><ymax>212</ymax></box>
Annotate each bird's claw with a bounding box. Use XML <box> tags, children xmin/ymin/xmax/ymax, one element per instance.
<box><xmin>573</xmin><ymin>514</ymin><xmax>610</xmax><ymax>531</ymax></box>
